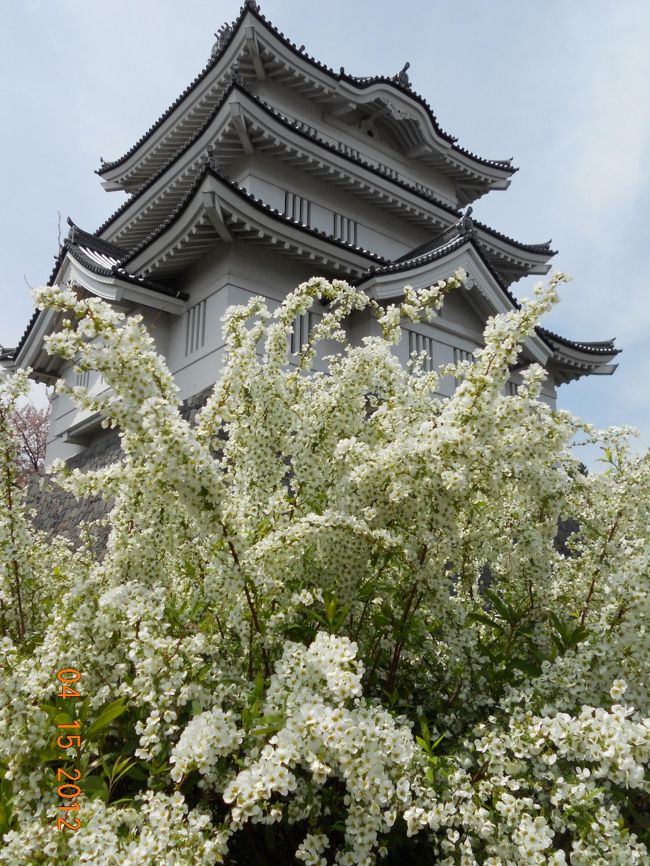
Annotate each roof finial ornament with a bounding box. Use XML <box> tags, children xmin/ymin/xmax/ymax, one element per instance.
<box><xmin>244</xmin><ymin>0</ymin><xmax>260</xmax><ymax>11</ymax></box>
<box><xmin>394</xmin><ymin>61</ymin><xmax>411</xmax><ymax>88</ymax></box>
<box><xmin>204</xmin><ymin>144</ymin><xmax>227</xmax><ymax>179</ymax></box>
<box><xmin>458</xmin><ymin>206</ymin><xmax>474</xmax><ymax>238</ymax></box>
<box><xmin>66</xmin><ymin>216</ymin><xmax>77</xmax><ymax>245</ymax></box>
<box><xmin>211</xmin><ymin>22</ymin><xmax>233</xmax><ymax>60</ymax></box>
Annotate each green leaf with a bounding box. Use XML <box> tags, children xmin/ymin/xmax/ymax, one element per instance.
<box><xmin>38</xmin><ymin>749</ymin><xmax>63</xmax><ymax>764</ymax></box>
<box><xmin>430</xmin><ymin>733</ymin><xmax>445</xmax><ymax>752</ymax></box>
<box><xmin>469</xmin><ymin>612</ymin><xmax>505</xmax><ymax>633</ymax></box>
<box><xmin>78</xmin><ymin>696</ymin><xmax>91</xmax><ymax>726</ymax></box>
<box><xmin>85</xmin><ymin>698</ymin><xmax>129</xmax><ymax>740</ymax></box>
<box><xmin>550</xmin><ymin>632</ymin><xmax>566</xmax><ymax>653</ymax></box>
<box><xmin>82</xmin><ymin>775</ymin><xmax>109</xmax><ymax>801</ymax></box>
<box><xmin>511</xmin><ymin>657</ymin><xmax>542</xmax><ymax>677</ymax></box>
<box><xmin>124</xmin><ymin>763</ymin><xmax>148</xmax><ymax>782</ymax></box>
<box><xmin>484</xmin><ymin>590</ymin><xmax>511</xmax><ymax>622</ymax></box>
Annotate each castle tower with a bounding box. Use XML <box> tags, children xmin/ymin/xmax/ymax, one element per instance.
<box><xmin>4</xmin><ymin>1</ymin><xmax>618</xmax><ymax>464</ymax></box>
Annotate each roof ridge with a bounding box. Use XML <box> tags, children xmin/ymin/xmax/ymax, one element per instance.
<box><xmin>536</xmin><ymin>326</ymin><xmax>618</xmax><ymax>355</ymax></box>
<box><xmin>117</xmin><ymin>162</ymin><xmax>390</xmax><ymax>272</ymax></box>
<box><xmin>96</xmin><ymin>3</ymin><xmax>516</xmax><ymax>179</ymax></box>
<box><xmin>355</xmin><ymin>234</ymin><xmax>521</xmax><ymax>311</ymax></box>
<box><xmin>473</xmin><ymin>218</ymin><xmax>556</xmax><ymax>255</ymax></box>
<box><xmin>95</xmin><ymin>81</ymin><xmax>462</xmax><ymax>241</ymax></box>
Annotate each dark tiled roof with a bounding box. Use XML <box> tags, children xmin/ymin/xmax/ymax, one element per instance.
<box><xmin>537</xmin><ymin>326</ymin><xmax>619</xmax><ymax>356</ymax></box>
<box><xmin>356</xmin><ymin>232</ymin><xmax>522</xmax><ymax>310</ymax></box>
<box><xmin>97</xmin><ymin>2</ymin><xmax>516</xmax><ymax>179</ymax></box>
<box><xmin>10</xmin><ymin>223</ymin><xmax>186</xmax><ymax>363</ymax></box>
<box><xmin>118</xmin><ymin>163</ymin><xmax>390</xmax><ymax>269</ymax></box>
<box><xmin>65</xmin><ymin>245</ymin><xmax>186</xmax><ymax>300</ymax></box>
<box><xmin>248</xmin><ymin>6</ymin><xmax>515</xmax><ymax>173</ymax></box>
<box><xmin>355</xmin><ymin>238</ymin><xmax>619</xmax><ymax>361</ymax></box>
<box><xmin>96</xmin><ymin>81</ymin><xmax>460</xmax><ymax>240</ymax></box>
<box><xmin>253</xmin><ymin>94</ymin><xmax>459</xmax><ymax>215</ymax></box>
<box><xmin>472</xmin><ymin>220</ymin><xmax>556</xmax><ymax>256</ymax></box>
<box><xmin>95</xmin><ymin>80</ymin><xmax>240</xmax><ymax>236</ymax></box>
<box><xmin>11</xmin><ymin>309</ymin><xmax>41</xmax><ymax>363</ymax></box>
<box><xmin>358</xmin><ymin>234</ymin><xmax>467</xmax><ymax>281</ymax></box>
<box><xmin>390</xmin><ymin>212</ymin><xmax>553</xmax><ymax>289</ymax></box>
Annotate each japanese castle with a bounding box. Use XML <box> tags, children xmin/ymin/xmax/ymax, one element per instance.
<box><xmin>6</xmin><ymin>0</ymin><xmax>618</xmax><ymax>465</ymax></box>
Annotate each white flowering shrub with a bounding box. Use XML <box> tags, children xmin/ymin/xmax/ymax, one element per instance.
<box><xmin>0</xmin><ymin>272</ymin><xmax>648</xmax><ymax>865</ymax></box>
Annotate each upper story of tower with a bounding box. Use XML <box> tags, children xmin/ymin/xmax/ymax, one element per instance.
<box><xmin>3</xmin><ymin>1</ymin><xmax>619</xmax><ymax>465</ymax></box>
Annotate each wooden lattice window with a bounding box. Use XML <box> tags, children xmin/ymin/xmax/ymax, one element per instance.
<box><xmin>185</xmin><ymin>299</ymin><xmax>207</xmax><ymax>357</ymax></box>
<box><xmin>506</xmin><ymin>381</ymin><xmax>520</xmax><ymax>396</ymax></box>
<box><xmin>453</xmin><ymin>347</ymin><xmax>475</xmax><ymax>365</ymax></box>
<box><xmin>290</xmin><ymin>311</ymin><xmax>316</xmax><ymax>355</ymax></box>
<box><xmin>284</xmin><ymin>191</ymin><xmax>311</xmax><ymax>225</ymax></box>
<box><xmin>333</xmin><ymin>213</ymin><xmax>358</xmax><ymax>245</ymax></box>
<box><xmin>406</xmin><ymin>329</ymin><xmax>436</xmax><ymax>372</ymax></box>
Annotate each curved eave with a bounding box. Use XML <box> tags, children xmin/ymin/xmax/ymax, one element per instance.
<box><xmin>121</xmin><ymin>166</ymin><xmax>388</xmax><ymax>279</ymax></box>
<box><xmin>355</xmin><ymin>236</ymin><xmax>551</xmax><ymax>367</ymax></box>
<box><xmin>398</xmin><ymin>223</ymin><xmax>556</xmax><ymax>288</ymax></box>
<box><xmin>97</xmin><ymin>84</ymin><xmax>463</xmax><ymax>249</ymax></box>
<box><xmin>10</xmin><ymin>249</ymin><xmax>188</xmax><ymax>381</ymax></box>
<box><xmin>3</xmin><ymin>308</ymin><xmax>41</xmax><ymax>371</ymax></box>
<box><xmin>473</xmin><ymin>224</ymin><xmax>555</xmax><ymax>283</ymax></box>
<box><xmin>547</xmin><ymin>355</ymin><xmax>619</xmax><ymax>385</ymax></box>
<box><xmin>537</xmin><ymin>326</ymin><xmax>620</xmax><ymax>385</ymax></box>
<box><xmin>97</xmin><ymin>4</ymin><xmax>515</xmax><ymax>193</ymax></box>
<box><xmin>97</xmin><ymin>86</ymin><xmax>547</xmax><ymax>292</ymax></box>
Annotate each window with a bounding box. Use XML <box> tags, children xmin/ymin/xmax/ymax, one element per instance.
<box><xmin>333</xmin><ymin>213</ymin><xmax>357</xmax><ymax>245</ymax></box>
<box><xmin>453</xmin><ymin>347</ymin><xmax>475</xmax><ymax>365</ymax></box>
<box><xmin>290</xmin><ymin>311</ymin><xmax>316</xmax><ymax>355</ymax></box>
<box><xmin>506</xmin><ymin>381</ymin><xmax>520</xmax><ymax>396</ymax></box>
<box><xmin>185</xmin><ymin>299</ymin><xmax>207</xmax><ymax>357</ymax></box>
<box><xmin>406</xmin><ymin>329</ymin><xmax>435</xmax><ymax>372</ymax></box>
<box><xmin>75</xmin><ymin>370</ymin><xmax>90</xmax><ymax>388</ymax></box>
<box><xmin>284</xmin><ymin>191</ymin><xmax>311</xmax><ymax>225</ymax></box>
<box><xmin>453</xmin><ymin>347</ymin><xmax>475</xmax><ymax>386</ymax></box>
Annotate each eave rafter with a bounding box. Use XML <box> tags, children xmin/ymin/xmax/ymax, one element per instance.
<box><xmin>95</xmin><ymin>85</ymin><xmax>551</xmax><ymax>289</ymax></box>
<box><xmin>98</xmin><ymin>85</ymin><xmax>459</xmax><ymax>250</ymax></box>
<box><xmin>119</xmin><ymin>168</ymin><xmax>386</xmax><ymax>281</ymax></box>
<box><xmin>97</xmin><ymin>3</ymin><xmax>515</xmax><ymax>198</ymax></box>
<box><xmin>357</xmin><ymin>239</ymin><xmax>550</xmax><ymax>367</ymax></box>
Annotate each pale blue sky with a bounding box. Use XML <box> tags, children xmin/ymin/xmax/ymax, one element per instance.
<box><xmin>1</xmin><ymin>0</ymin><xmax>649</xmax><ymax>458</ymax></box>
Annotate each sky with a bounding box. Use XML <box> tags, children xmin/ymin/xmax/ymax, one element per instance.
<box><xmin>1</xmin><ymin>0</ymin><xmax>649</xmax><ymax>460</ymax></box>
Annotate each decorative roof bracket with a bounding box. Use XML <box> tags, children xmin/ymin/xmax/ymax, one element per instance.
<box><xmin>244</xmin><ymin>26</ymin><xmax>266</xmax><ymax>78</ymax></box>
<box><xmin>202</xmin><ymin>189</ymin><xmax>233</xmax><ymax>242</ymax></box>
<box><xmin>230</xmin><ymin>103</ymin><xmax>254</xmax><ymax>154</ymax></box>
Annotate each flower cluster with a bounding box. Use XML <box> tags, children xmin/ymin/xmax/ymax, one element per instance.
<box><xmin>0</xmin><ymin>272</ymin><xmax>647</xmax><ymax>864</ymax></box>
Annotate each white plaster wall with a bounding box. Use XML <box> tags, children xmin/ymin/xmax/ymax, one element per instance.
<box><xmin>165</xmin><ymin>244</ymin><xmax>343</xmax><ymax>400</ymax></box>
<box><xmin>253</xmin><ymin>79</ymin><xmax>459</xmax><ymax>208</ymax></box>
<box><xmin>45</xmin><ymin>302</ymin><xmax>174</xmax><ymax>463</ymax></box>
<box><xmin>237</xmin><ymin>155</ymin><xmax>430</xmax><ymax>260</ymax></box>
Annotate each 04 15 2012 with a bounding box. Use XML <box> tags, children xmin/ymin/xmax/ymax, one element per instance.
<box><xmin>53</xmin><ymin>668</ymin><xmax>83</xmax><ymax>831</ymax></box>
